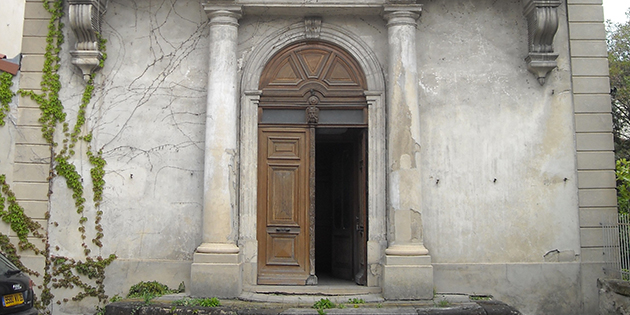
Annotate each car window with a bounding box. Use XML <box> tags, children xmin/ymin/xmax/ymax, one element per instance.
<box><xmin>0</xmin><ymin>254</ymin><xmax>20</xmax><ymax>274</ymax></box>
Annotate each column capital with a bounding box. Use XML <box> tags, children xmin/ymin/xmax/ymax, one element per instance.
<box><xmin>203</xmin><ymin>3</ymin><xmax>242</xmax><ymax>24</ymax></box>
<box><xmin>383</xmin><ymin>4</ymin><xmax>422</xmax><ymax>26</ymax></box>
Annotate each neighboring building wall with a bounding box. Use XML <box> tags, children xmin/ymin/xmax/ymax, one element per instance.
<box><xmin>0</xmin><ymin>0</ymin><xmax>26</xmax><ymax>58</ymax></box>
<box><xmin>12</xmin><ymin>0</ymin><xmax>50</xmax><ymax>285</ymax></box>
<box><xmin>567</xmin><ymin>0</ymin><xmax>617</xmax><ymax>314</ymax></box>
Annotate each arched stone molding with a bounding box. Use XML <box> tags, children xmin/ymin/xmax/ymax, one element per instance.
<box><xmin>240</xmin><ymin>21</ymin><xmax>385</xmax><ymax>92</ymax></box>
<box><xmin>238</xmin><ymin>19</ymin><xmax>387</xmax><ymax>287</ymax></box>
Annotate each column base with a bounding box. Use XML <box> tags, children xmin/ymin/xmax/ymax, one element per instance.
<box><xmin>191</xmin><ymin>252</ymin><xmax>242</xmax><ymax>298</ymax></box>
<box><xmin>383</xmin><ymin>255</ymin><xmax>433</xmax><ymax>300</ymax></box>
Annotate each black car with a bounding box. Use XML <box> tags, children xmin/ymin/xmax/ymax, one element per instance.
<box><xmin>0</xmin><ymin>254</ymin><xmax>37</xmax><ymax>315</ymax></box>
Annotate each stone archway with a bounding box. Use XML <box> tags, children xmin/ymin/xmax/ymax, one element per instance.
<box><xmin>237</xmin><ymin>20</ymin><xmax>387</xmax><ymax>288</ymax></box>
<box><xmin>194</xmin><ymin>6</ymin><xmax>432</xmax><ymax>299</ymax></box>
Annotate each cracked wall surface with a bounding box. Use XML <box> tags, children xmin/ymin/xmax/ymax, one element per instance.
<box><xmin>418</xmin><ymin>0</ymin><xmax>580</xmax><ymax>264</ymax></box>
<box><xmin>41</xmin><ymin>1</ymin><xmax>211</xmax><ymax>301</ymax></box>
<box><xmin>93</xmin><ymin>0</ymin><xmax>209</xmax><ymax>260</ymax></box>
<box><xmin>1</xmin><ymin>0</ymin><xmax>613</xmax><ymax>313</ymax></box>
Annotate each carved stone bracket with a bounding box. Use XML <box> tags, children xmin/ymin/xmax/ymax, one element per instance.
<box><xmin>305</xmin><ymin>17</ymin><xmax>322</xmax><ymax>39</ymax></box>
<box><xmin>523</xmin><ymin>0</ymin><xmax>561</xmax><ymax>85</ymax></box>
<box><xmin>307</xmin><ymin>105</ymin><xmax>320</xmax><ymax>125</ymax></box>
<box><xmin>68</xmin><ymin>0</ymin><xmax>108</xmax><ymax>82</ymax></box>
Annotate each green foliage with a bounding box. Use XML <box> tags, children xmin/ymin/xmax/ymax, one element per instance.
<box><xmin>50</xmin><ymin>254</ymin><xmax>116</xmax><ymax>303</ymax></box>
<box><xmin>617</xmin><ymin>159</ymin><xmax>630</xmax><ymax>214</ymax></box>
<box><xmin>437</xmin><ymin>300</ymin><xmax>450</xmax><ymax>307</ymax></box>
<box><xmin>0</xmin><ymin>175</ymin><xmax>44</xmax><ymax>272</ymax></box>
<box><xmin>19</xmin><ymin>0</ymin><xmax>66</xmax><ymax>145</ymax></box>
<box><xmin>0</xmin><ymin>0</ymin><xmax>114</xmax><ymax>311</ymax></box>
<box><xmin>313</xmin><ymin>298</ymin><xmax>335</xmax><ymax>310</ymax></box>
<box><xmin>348</xmin><ymin>298</ymin><xmax>364</xmax><ymax>304</ymax></box>
<box><xmin>127</xmin><ymin>281</ymin><xmax>173</xmax><ymax>299</ymax></box>
<box><xmin>608</xmin><ymin>9</ymin><xmax>630</xmax><ymax>160</ymax></box>
<box><xmin>0</xmin><ymin>71</ymin><xmax>15</xmax><ymax>126</ymax></box>
<box><xmin>172</xmin><ymin>297</ymin><xmax>221</xmax><ymax>308</ymax></box>
<box><xmin>198</xmin><ymin>298</ymin><xmax>220</xmax><ymax>308</ymax></box>
<box><xmin>109</xmin><ymin>294</ymin><xmax>122</xmax><ymax>303</ymax></box>
<box><xmin>470</xmin><ymin>295</ymin><xmax>492</xmax><ymax>301</ymax></box>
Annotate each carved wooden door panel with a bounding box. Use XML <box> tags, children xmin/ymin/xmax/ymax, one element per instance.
<box><xmin>257</xmin><ymin>127</ymin><xmax>311</xmax><ymax>285</ymax></box>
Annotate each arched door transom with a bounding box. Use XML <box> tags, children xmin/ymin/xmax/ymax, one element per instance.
<box><xmin>259</xmin><ymin>41</ymin><xmax>367</xmax><ymax>105</ymax></box>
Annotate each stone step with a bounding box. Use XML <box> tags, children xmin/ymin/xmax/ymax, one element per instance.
<box><xmin>105</xmin><ymin>299</ymin><xmax>522</xmax><ymax>315</ymax></box>
<box><xmin>243</xmin><ymin>284</ymin><xmax>381</xmax><ymax>296</ymax></box>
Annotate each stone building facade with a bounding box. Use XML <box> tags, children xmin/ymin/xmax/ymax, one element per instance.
<box><xmin>0</xmin><ymin>0</ymin><xmax>616</xmax><ymax>314</ymax></box>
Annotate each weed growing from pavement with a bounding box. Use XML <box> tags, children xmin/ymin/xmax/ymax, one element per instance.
<box><xmin>313</xmin><ymin>298</ymin><xmax>335</xmax><ymax>310</ymax></box>
<box><xmin>470</xmin><ymin>294</ymin><xmax>492</xmax><ymax>301</ymax></box>
<box><xmin>172</xmin><ymin>297</ymin><xmax>221</xmax><ymax>308</ymax></box>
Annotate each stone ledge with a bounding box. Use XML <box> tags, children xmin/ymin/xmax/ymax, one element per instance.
<box><xmin>103</xmin><ymin>299</ymin><xmax>522</xmax><ymax>314</ymax></box>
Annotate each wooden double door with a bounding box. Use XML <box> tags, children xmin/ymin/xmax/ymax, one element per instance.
<box><xmin>256</xmin><ymin>41</ymin><xmax>369</xmax><ymax>286</ymax></box>
<box><xmin>257</xmin><ymin>127</ymin><xmax>367</xmax><ymax>285</ymax></box>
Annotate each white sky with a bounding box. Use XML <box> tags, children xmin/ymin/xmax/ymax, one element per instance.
<box><xmin>603</xmin><ymin>0</ymin><xmax>630</xmax><ymax>24</ymax></box>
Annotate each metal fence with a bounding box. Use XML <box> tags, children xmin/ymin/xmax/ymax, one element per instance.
<box><xmin>603</xmin><ymin>213</ymin><xmax>630</xmax><ymax>280</ymax></box>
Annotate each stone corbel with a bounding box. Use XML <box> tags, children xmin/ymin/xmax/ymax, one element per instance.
<box><xmin>68</xmin><ymin>0</ymin><xmax>107</xmax><ymax>82</ymax></box>
<box><xmin>305</xmin><ymin>17</ymin><xmax>322</xmax><ymax>39</ymax></box>
<box><xmin>523</xmin><ymin>0</ymin><xmax>561</xmax><ymax>85</ymax></box>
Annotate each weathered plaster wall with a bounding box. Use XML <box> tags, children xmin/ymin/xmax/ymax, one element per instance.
<box><xmin>417</xmin><ymin>1</ymin><xmax>582</xmax><ymax>314</ymax></box>
<box><xmin>236</xmin><ymin>1</ymin><xmax>583</xmax><ymax>313</ymax></box>
<box><xmin>0</xmin><ymin>74</ymin><xmax>19</xmax><ymax>188</ymax></box>
<box><xmin>18</xmin><ymin>0</ymin><xmax>597</xmax><ymax>313</ymax></box>
<box><xmin>46</xmin><ymin>1</ymin><xmax>210</xmax><ymax>303</ymax></box>
<box><xmin>419</xmin><ymin>0</ymin><xmax>579</xmax><ymax>265</ymax></box>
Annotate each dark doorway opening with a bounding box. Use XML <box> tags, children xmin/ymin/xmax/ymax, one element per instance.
<box><xmin>315</xmin><ymin>128</ymin><xmax>367</xmax><ymax>285</ymax></box>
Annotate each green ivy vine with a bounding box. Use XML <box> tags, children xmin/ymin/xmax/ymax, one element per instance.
<box><xmin>0</xmin><ymin>71</ymin><xmax>14</xmax><ymax>126</ymax></box>
<box><xmin>0</xmin><ymin>175</ymin><xmax>44</xmax><ymax>273</ymax></box>
<box><xmin>0</xmin><ymin>0</ymin><xmax>115</xmax><ymax>312</ymax></box>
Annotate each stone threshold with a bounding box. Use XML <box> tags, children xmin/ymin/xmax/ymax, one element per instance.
<box><xmin>240</xmin><ymin>292</ymin><xmax>384</xmax><ymax>304</ymax></box>
<box><xmin>240</xmin><ymin>281</ymin><xmax>383</xmax><ymax>303</ymax></box>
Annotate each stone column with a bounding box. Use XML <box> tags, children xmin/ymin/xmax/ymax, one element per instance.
<box><xmin>191</xmin><ymin>4</ymin><xmax>243</xmax><ymax>298</ymax></box>
<box><xmin>382</xmin><ymin>3</ymin><xmax>433</xmax><ymax>300</ymax></box>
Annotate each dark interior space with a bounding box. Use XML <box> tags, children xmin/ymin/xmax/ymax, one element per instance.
<box><xmin>314</xmin><ymin>128</ymin><xmax>366</xmax><ymax>284</ymax></box>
